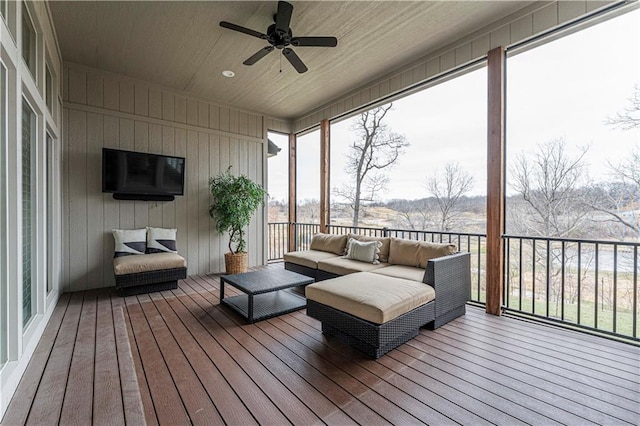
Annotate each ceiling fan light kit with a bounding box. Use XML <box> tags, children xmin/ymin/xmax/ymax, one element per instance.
<box><xmin>219</xmin><ymin>1</ymin><xmax>338</xmax><ymax>74</ymax></box>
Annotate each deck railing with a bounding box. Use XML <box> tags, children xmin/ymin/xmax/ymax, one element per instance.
<box><xmin>269</xmin><ymin>222</ymin><xmax>640</xmax><ymax>341</ymax></box>
<box><xmin>267</xmin><ymin>223</ymin><xmax>639</xmax><ymax>341</ymax></box>
<box><xmin>504</xmin><ymin>235</ymin><xmax>638</xmax><ymax>340</ymax></box>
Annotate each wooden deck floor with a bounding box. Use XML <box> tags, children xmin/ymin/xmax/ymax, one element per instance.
<box><xmin>2</xmin><ymin>265</ymin><xmax>639</xmax><ymax>425</ymax></box>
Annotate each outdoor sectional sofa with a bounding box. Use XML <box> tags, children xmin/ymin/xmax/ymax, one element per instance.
<box><xmin>284</xmin><ymin>233</ymin><xmax>471</xmax><ymax>358</ymax></box>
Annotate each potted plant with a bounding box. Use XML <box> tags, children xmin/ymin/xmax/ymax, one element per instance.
<box><xmin>209</xmin><ymin>166</ymin><xmax>267</xmax><ymax>274</ymax></box>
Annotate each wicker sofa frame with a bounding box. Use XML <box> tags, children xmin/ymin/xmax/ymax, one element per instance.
<box><xmin>115</xmin><ymin>266</ymin><xmax>187</xmax><ymax>296</ymax></box>
<box><xmin>292</xmin><ymin>252</ymin><xmax>471</xmax><ymax>358</ymax></box>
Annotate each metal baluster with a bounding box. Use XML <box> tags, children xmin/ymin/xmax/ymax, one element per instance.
<box><xmin>595</xmin><ymin>243</ymin><xmax>599</xmax><ymax>330</ymax></box>
<box><xmin>577</xmin><ymin>242</ymin><xmax>582</xmax><ymax>325</ymax></box>
<box><xmin>532</xmin><ymin>239</ymin><xmax>536</xmax><ymax>315</ymax></box>
<box><xmin>546</xmin><ymin>239</ymin><xmax>550</xmax><ymax>318</ymax></box>
<box><xmin>505</xmin><ymin>238</ymin><xmax>510</xmax><ymax>308</ymax></box>
<box><xmin>634</xmin><ymin>246</ymin><xmax>638</xmax><ymax>339</ymax></box>
<box><xmin>519</xmin><ymin>238</ymin><xmax>523</xmax><ymax>312</ymax></box>
<box><xmin>613</xmin><ymin>244</ymin><xmax>617</xmax><ymax>334</ymax></box>
<box><xmin>561</xmin><ymin>241</ymin><xmax>565</xmax><ymax>321</ymax></box>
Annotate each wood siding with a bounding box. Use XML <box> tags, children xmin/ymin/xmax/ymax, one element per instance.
<box><xmin>292</xmin><ymin>0</ymin><xmax>618</xmax><ymax>131</ymax></box>
<box><xmin>61</xmin><ymin>64</ymin><xmax>277</xmax><ymax>292</ymax></box>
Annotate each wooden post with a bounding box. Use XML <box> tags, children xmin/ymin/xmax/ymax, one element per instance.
<box><xmin>320</xmin><ymin>119</ymin><xmax>330</xmax><ymax>233</ymax></box>
<box><xmin>288</xmin><ymin>133</ymin><xmax>297</xmax><ymax>252</ymax></box>
<box><xmin>486</xmin><ymin>46</ymin><xmax>505</xmax><ymax>316</ymax></box>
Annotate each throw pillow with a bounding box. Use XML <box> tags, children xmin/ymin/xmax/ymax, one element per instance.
<box><xmin>113</xmin><ymin>228</ymin><xmax>147</xmax><ymax>257</ymax></box>
<box><xmin>344</xmin><ymin>238</ymin><xmax>382</xmax><ymax>264</ymax></box>
<box><xmin>347</xmin><ymin>233</ymin><xmax>391</xmax><ymax>262</ymax></box>
<box><xmin>309</xmin><ymin>233</ymin><xmax>348</xmax><ymax>255</ymax></box>
<box><xmin>388</xmin><ymin>237</ymin><xmax>457</xmax><ymax>268</ymax></box>
<box><xmin>146</xmin><ymin>227</ymin><xmax>178</xmax><ymax>254</ymax></box>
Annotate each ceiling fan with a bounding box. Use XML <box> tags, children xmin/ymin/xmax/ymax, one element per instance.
<box><xmin>219</xmin><ymin>1</ymin><xmax>338</xmax><ymax>74</ymax></box>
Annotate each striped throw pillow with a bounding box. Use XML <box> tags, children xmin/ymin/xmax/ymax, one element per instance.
<box><xmin>146</xmin><ymin>227</ymin><xmax>177</xmax><ymax>254</ymax></box>
<box><xmin>113</xmin><ymin>229</ymin><xmax>147</xmax><ymax>257</ymax></box>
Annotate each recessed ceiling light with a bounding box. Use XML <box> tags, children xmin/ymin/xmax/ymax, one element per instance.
<box><xmin>222</xmin><ymin>70</ymin><xmax>235</xmax><ymax>78</ymax></box>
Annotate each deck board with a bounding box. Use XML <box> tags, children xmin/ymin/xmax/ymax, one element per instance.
<box><xmin>93</xmin><ymin>290</ymin><xmax>125</xmax><ymax>426</ymax></box>
<box><xmin>3</xmin><ymin>264</ymin><xmax>639</xmax><ymax>426</ymax></box>
<box><xmin>59</xmin><ymin>290</ymin><xmax>96</xmax><ymax>425</ymax></box>
<box><xmin>125</xmin><ymin>297</ymin><xmax>190</xmax><ymax>424</ymax></box>
<box><xmin>113</xmin><ymin>296</ymin><xmax>156</xmax><ymax>426</ymax></box>
<box><xmin>25</xmin><ymin>292</ymin><xmax>84</xmax><ymax>426</ymax></box>
<box><xmin>0</xmin><ymin>293</ymin><xmax>71</xmax><ymax>426</ymax></box>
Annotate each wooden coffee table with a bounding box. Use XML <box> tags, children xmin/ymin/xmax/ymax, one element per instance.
<box><xmin>219</xmin><ymin>268</ymin><xmax>314</xmax><ymax>323</ymax></box>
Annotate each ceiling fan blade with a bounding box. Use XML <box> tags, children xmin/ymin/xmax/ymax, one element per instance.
<box><xmin>291</xmin><ymin>37</ymin><xmax>338</xmax><ymax>47</ymax></box>
<box><xmin>220</xmin><ymin>21</ymin><xmax>267</xmax><ymax>40</ymax></box>
<box><xmin>282</xmin><ymin>48</ymin><xmax>308</xmax><ymax>73</ymax></box>
<box><xmin>243</xmin><ymin>46</ymin><xmax>275</xmax><ymax>65</ymax></box>
<box><xmin>275</xmin><ymin>1</ymin><xmax>293</xmax><ymax>34</ymax></box>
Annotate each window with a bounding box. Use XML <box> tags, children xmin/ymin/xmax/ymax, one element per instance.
<box><xmin>22</xmin><ymin>99</ymin><xmax>35</xmax><ymax>327</ymax></box>
<box><xmin>1</xmin><ymin>63</ymin><xmax>6</xmax><ymax>364</ymax></box>
<box><xmin>46</xmin><ymin>133</ymin><xmax>54</xmax><ymax>293</ymax></box>
<box><xmin>21</xmin><ymin>3</ymin><xmax>36</xmax><ymax>78</ymax></box>
<box><xmin>506</xmin><ymin>10</ymin><xmax>639</xmax><ymax>240</ymax></box>
<box><xmin>45</xmin><ymin>65</ymin><xmax>52</xmax><ymax>113</ymax></box>
<box><xmin>505</xmin><ymin>10</ymin><xmax>639</xmax><ymax>332</ymax></box>
<box><xmin>330</xmin><ymin>66</ymin><xmax>488</xmax><ymax>232</ymax></box>
<box><xmin>267</xmin><ymin>132</ymin><xmax>289</xmax><ymax>258</ymax></box>
<box><xmin>296</xmin><ymin>129</ymin><xmax>320</xmax><ymax>225</ymax></box>
<box><xmin>2</xmin><ymin>0</ymin><xmax>16</xmax><ymax>41</ymax></box>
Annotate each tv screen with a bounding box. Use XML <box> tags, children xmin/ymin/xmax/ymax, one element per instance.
<box><xmin>102</xmin><ymin>148</ymin><xmax>185</xmax><ymax>196</ymax></box>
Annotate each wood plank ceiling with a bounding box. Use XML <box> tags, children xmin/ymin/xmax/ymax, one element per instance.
<box><xmin>50</xmin><ymin>1</ymin><xmax>533</xmax><ymax>120</ymax></box>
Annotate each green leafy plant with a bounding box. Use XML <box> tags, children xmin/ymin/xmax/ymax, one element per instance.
<box><xmin>209</xmin><ymin>166</ymin><xmax>267</xmax><ymax>254</ymax></box>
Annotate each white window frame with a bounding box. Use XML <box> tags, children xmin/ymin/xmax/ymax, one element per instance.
<box><xmin>0</xmin><ymin>61</ymin><xmax>7</xmax><ymax>367</ymax></box>
<box><xmin>20</xmin><ymin>2</ymin><xmax>37</xmax><ymax>83</ymax></box>
<box><xmin>20</xmin><ymin>96</ymin><xmax>37</xmax><ymax>329</ymax></box>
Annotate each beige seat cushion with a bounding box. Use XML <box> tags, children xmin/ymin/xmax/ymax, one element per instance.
<box><xmin>348</xmin><ymin>233</ymin><xmax>391</xmax><ymax>262</ymax></box>
<box><xmin>284</xmin><ymin>250</ymin><xmax>340</xmax><ymax>269</ymax></box>
<box><xmin>388</xmin><ymin>238</ymin><xmax>457</xmax><ymax>268</ymax></box>
<box><xmin>306</xmin><ymin>272</ymin><xmax>435</xmax><ymax>324</ymax></box>
<box><xmin>113</xmin><ymin>252</ymin><xmax>187</xmax><ymax>275</ymax></box>
<box><xmin>372</xmin><ymin>265</ymin><xmax>425</xmax><ymax>282</ymax></box>
<box><xmin>309</xmin><ymin>233</ymin><xmax>348</xmax><ymax>255</ymax></box>
<box><xmin>317</xmin><ymin>257</ymin><xmax>388</xmax><ymax>275</ymax></box>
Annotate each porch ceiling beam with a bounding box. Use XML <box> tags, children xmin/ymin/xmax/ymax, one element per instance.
<box><xmin>486</xmin><ymin>46</ymin><xmax>505</xmax><ymax>316</ymax></box>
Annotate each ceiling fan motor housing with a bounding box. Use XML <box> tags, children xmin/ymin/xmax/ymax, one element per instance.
<box><xmin>267</xmin><ymin>23</ymin><xmax>293</xmax><ymax>49</ymax></box>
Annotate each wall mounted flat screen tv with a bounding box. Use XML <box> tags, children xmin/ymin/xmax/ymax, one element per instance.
<box><xmin>102</xmin><ymin>148</ymin><xmax>185</xmax><ymax>201</ymax></box>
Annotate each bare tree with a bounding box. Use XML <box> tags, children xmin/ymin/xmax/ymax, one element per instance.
<box><xmin>509</xmin><ymin>138</ymin><xmax>590</xmax><ymax>237</ymax></box>
<box><xmin>333</xmin><ymin>105</ymin><xmax>409</xmax><ymax>226</ymax></box>
<box><xmin>394</xmin><ymin>199</ymin><xmax>435</xmax><ymax>230</ymax></box>
<box><xmin>426</xmin><ymin>162</ymin><xmax>475</xmax><ymax>231</ymax></box>
<box><xmin>508</xmin><ymin>138</ymin><xmax>595</xmax><ymax>316</ymax></box>
<box><xmin>605</xmin><ymin>85</ymin><xmax>640</xmax><ymax>130</ymax></box>
<box><xmin>588</xmin><ymin>174</ymin><xmax>639</xmax><ymax>238</ymax></box>
<box><xmin>595</xmin><ymin>90</ymin><xmax>640</xmax><ymax>237</ymax></box>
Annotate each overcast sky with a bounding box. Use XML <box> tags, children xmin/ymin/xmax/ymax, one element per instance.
<box><xmin>268</xmin><ymin>8</ymin><xmax>639</xmax><ymax>203</ymax></box>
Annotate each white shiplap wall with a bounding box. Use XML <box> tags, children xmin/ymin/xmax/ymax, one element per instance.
<box><xmin>292</xmin><ymin>0</ymin><xmax>622</xmax><ymax>131</ymax></box>
<box><xmin>62</xmin><ymin>63</ymin><xmax>285</xmax><ymax>292</ymax></box>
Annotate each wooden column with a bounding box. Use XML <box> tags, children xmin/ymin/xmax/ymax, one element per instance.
<box><xmin>288</xmin><ymin>133</ymin><xmax>297</xmax><ymax>252</ymax></box>
<box><xmin>320</xmin><ymin>119</ymin><xmax>330</xmax><ymax>233</ymax></box>
<box><xmin>486</xmin><ymin>46</ymin><xmax>505</xmax><ymax>316</ymax></box>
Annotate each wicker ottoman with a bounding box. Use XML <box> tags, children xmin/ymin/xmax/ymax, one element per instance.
<box><xmin>113</xmin><ymin>253</ymin><xmax>187</xmax><ymax>296</ymax></box>
<box><xmin>305</xmin><ymin>272</ymin><xmax>436</xmax><ymax>358</ymax></box>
